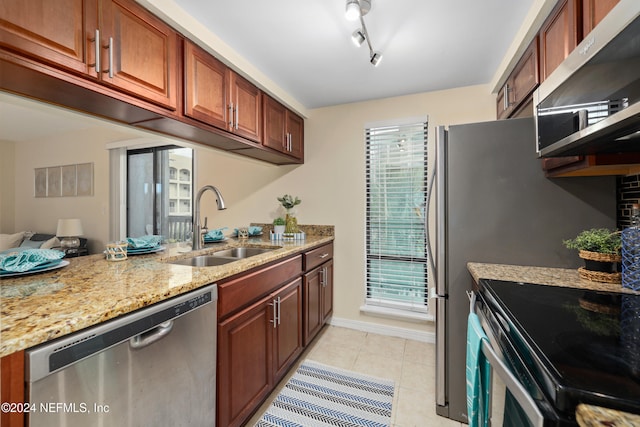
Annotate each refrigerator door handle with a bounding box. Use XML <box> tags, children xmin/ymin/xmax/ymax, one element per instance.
<box><xmin>435</xmin><ymin>295</ymin><xmax>447</xmax><ymax>407</ymax></box>
<box><xmin>435</xmin><ymin>126</ymin><xmax>447</xmax><ymax>297</ymax></box>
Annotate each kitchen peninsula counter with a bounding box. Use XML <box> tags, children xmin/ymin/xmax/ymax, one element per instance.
<box><xmin>0</xmin><ymin>233</ymin><xmax>333</xmax><ymax>358</ymax></box>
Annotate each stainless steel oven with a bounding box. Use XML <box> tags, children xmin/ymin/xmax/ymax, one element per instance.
<box><xmin>473</xmin><ymin>291</ymin><xmax>573</xmax><ymax>427</ymax></box>
<box><xmin>474</xmin><ymin>279</ymin><xmax>640</xmax><ymax>427</ymax></box>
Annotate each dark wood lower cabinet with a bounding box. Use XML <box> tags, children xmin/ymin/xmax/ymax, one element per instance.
<box><xmin>0</xmin><ymin>351</ymin><xmax>25</xmax><ymax>427</ymax></box>
<box><xmin>303</xmin><ymin>259</ymin><xmax>334</xmax><ymax>346</ymax></box>
<box><xmin>217</xmin><ymin>277</ymin><xmax>303</xmax><ymax>427</ymax></box>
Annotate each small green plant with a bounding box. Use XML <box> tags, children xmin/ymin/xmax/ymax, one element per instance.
<box><xmin>563</xmin><ymin>228</ymin><xmax>621</xmax><ymax>255</ymax></box>
<box><xmin>273</xmin><ymin>217</ymin><xmax>286</xmax><ymax>226</ymax></box>
<box><xmin>277</xmin><ymin>194</ymin><xmax>301</xmax><ymax>210</ymax></box>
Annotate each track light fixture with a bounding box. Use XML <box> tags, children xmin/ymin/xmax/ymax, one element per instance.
<box><xmin>351</xmin><ymin>29</ymin><xmax>365</xmax><ymax>47</ymax></box>
<box><xmin>345</xmin><ymin>0</ymin><xmax>382</xmax><ymax>67</ymax></box>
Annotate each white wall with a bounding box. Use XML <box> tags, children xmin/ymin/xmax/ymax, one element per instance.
<box><xmin>0</xmin><ymin>140</ymin><xmax>16</xmax><ymax>233</ymax></box>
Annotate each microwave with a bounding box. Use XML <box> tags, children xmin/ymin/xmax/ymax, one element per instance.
<box><xmin>534</xmin><ymin>0</ymin><xmax>640</xmax><ymax>157</ymax></box>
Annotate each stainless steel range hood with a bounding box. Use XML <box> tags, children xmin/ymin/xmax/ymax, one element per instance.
<box><xmin>534</xmin><ymin>0</ymin><xmax>640</xmax><ymax>157</ymax></box>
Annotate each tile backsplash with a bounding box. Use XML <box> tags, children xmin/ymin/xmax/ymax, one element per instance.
<box><xmin>618</xmin><ymin>174</ymin><xmax>640</xmax><ymax>229</ymax></box>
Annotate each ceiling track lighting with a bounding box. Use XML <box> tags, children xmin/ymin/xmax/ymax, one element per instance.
<box><xmin>345</xmin><ymin>0</ymin><xmax>382</xmax><ymax>67</ymax></box>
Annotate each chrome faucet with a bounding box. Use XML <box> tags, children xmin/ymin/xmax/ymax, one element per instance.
<box><xmin>193</xmin><ymin>185</ymin><xmax>226</xmax><ymax>250</ymax></box>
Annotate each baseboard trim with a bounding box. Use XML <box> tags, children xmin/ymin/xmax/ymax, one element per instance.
<box><xmin>328</xmin><ymin>316</ymin><xmax>436</xmax><ymax>343</ymax></box>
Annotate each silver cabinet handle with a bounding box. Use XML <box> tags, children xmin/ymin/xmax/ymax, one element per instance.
<box><xmin>503</xmin><ymin>83</ymin><xmax>510</xmax><ymax>111</ymax></box>
<box><xmin>228</xmin><ymin>103</ymin><xmax>234</xmax><ymax>129</ymax></box>
<box><xmin>104</xmin><ymin>37</ymin><xmax>114</xmax><ymax>78</ymax></box>
<box><xmin>129</xmin><ymin>321</ymin><xmax>174</xmax><ymax>349</ymax></box>
<box><xmin>93</xmin><ymin>29</ymin><xmax>101</xmax><ymax>73</ymax></box>
<box><xmin>269</xmin><ymin>300</ymin><xmax>277</xmax><ymax>328</ymax></box>
<box><xmin>276</xmin><ymin>296</ymin><xmax>281</xmax><ymax>325</ymax></box>
<box><xmin>318</xmin><ymin>253</ymin><xmax>329</xmax><ymax>259</ymax></box>
<box><xmin>481</xmin><ymin>340</ymin><xmax>545</xmax><ymax>427</ymax></box>
<box><xmin>234</xmin><ymin>103</ymin><xmax>239</xmax><ymax>130</ymax></box>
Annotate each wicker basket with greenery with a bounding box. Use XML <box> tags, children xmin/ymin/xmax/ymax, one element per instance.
<box><xmin>563</xmin><ymin>228</ymin><xmax>621</xmax><ymax>284</ymax></box>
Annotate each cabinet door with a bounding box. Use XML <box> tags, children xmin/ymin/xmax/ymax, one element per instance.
<box><xmin>273</xmin><ymin>278</ymin><xmax>303</xmax><ymax>383</ymax></box>
<box><xmin>218</xmin><ymin>297</ymin><xmax>272</xmax><ymax>427</ymax></box>
<box><xmin>321</xmin><ymin>260</ymin><xmax>334</xmax><ymax>323</ymax></box>
<box><xmin>100</xmin><ymin>0</ymin><xmax>177</xmax><ymax>109</ymax></box>
<box><xmin>229</xmin><ymin>70</ymin><xmax>262</xmax><ymax>142</ymax></box>
<box><xmin>286</xmin><ymin>110</ymin><xmax>304</xmax><ymax>160</ymax></box>
<box><xmin>582</xmin><ymin>0</ymin><xmax>619</xmax><ymax>36</ymax></box>
<box><xmin>304</xmin><ymin>265</ymin><xmax>323</xmax><ymax>346</ymax></box>
<box><xmin>184</xmin><ymin>40</ymin><xmax>228</xmax><ymax>129</ymax></box>
<box><xmin>0</xmin><ymin>0</ymin><xmax>98</xmax><ymax>76</ymax></box>
<box><xmin>540</xmin><ymin>0</ymin><xmax>580</xmax><ymax>81</ymax></box>
<box><xmin>511</xmin><ymin>37</ymin><xmax>539</xmax><ymax>110</ymax></box>
<box><xmin>0</xmin><ymin>351</ymin><xmax>25</xmax><ymax>427</ymax></box>
<box><xmin>263</xmin><ymin>94</ymin><xmax>287</xmax><ymax>152</ymax></box>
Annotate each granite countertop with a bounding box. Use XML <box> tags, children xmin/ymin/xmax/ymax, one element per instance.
<box><xmin>467</xmin><ymin>262</ymin><xmax>640</xmax><ymax>426</ymax></box>
<box><xmin>467</xmin><ymin>262</ymin><xmax>640</xmax><ymax>294</ymax></box>
<box><xmin>0</xmin><ymin>230</ymin><xmax>334</xmax><ymax>358</ymax></box>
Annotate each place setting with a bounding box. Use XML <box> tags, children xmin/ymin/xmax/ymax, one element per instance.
<box><xmin>0</xmin><ymin>248</ymin><xmax>69</xmax><ymax>278</ymax></box>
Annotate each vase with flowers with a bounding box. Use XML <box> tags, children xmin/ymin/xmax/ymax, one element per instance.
<box><xmin>277</xmin><ymin>194</ymin><xmax>301</xmax><ymax>234</ymax></box>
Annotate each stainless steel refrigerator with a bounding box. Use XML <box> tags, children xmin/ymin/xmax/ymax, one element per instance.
<box><xmin>430</xmin><ymin>117</ymin><xmax>616</xmax><ymax>423</ymax></box>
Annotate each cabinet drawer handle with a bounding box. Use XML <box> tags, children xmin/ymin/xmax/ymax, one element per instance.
<box><xmin>318</xmin><ymin>253</ymin><xmax>329</xmax><ymax>259</ymax></box>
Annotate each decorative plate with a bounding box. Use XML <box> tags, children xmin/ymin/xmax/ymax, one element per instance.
<box><xmin>0</xmin><ymin>260</ymin><xmax>69</xmax><ymax>278</ymax></box>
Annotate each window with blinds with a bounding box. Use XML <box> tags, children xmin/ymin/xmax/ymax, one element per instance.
<box><xmin>365</xmin><ymin>120</ymin><xmax>428</xmax><ymax>312</ymax></box>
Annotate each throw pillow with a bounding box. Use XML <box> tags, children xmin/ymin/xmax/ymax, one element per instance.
<box><xmin>0</xmin><ymin>232</ymin><xmax>25</xmax><ymax>251</ymax></box>
<box><xmin>20</xmin><ymin>239</ymin><xmax>44</xmax><ymax>249</ymax></box>
<box><xmin>40</xmin><ymin>236</ymin><xmax>60</xmax><ymax>249</ymax></box>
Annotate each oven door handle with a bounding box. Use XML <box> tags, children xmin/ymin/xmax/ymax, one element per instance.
<box><xmin>481</xmin><ymin>340</ymin><xmax>545</xmax><ymax>427</ymax></box>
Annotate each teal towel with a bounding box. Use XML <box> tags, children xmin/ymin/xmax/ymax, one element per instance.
<box><xmin>466</xmin><ymin>312</ymin><xmax>491</xmax><ymax>427</ymax></box>
<box><xmin>205</xmin><ymin>227</ymin><xmax>228</xmax><ymax>241</ymax></box>
<box><xmin>127</xmin><ymin>235</ymin><xmax>163</xmax><ymax>249</ymax></box>
<box><xmin>0</xmin><ymin>249</ymin><xmax>64</xmax><ymax>272</ymax></box>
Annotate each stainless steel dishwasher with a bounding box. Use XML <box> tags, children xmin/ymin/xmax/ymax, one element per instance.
<box><xmin>26</xmin><ymin>284</ymin><xmax>217</xmax><ymax>427</ymax></box>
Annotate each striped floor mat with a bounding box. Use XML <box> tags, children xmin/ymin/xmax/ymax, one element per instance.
<box><xmin>255</xmin><ymin>360</ymin><xmax>395</xmax><ymax>427</ymax></box>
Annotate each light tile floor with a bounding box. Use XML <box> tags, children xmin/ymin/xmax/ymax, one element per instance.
<box><xmin>247</xmin><ymin>325</ymin><xmax>466</xmax><ymax>427</ymax></box>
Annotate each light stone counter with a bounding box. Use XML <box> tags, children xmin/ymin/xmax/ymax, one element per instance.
<box><xmin>467</xmin><ymin>262</ymin><xmax>640</xmax><ymax>426</ymax></box>
<box><xmin>0</xmin><ymin>233</ymin><xmax>333</xmax><ymax>358</ymax></box>
<box><xmin>467</xmin><ymin>262</ymin><xmax>639</xmax><ymax>294</ymax></box>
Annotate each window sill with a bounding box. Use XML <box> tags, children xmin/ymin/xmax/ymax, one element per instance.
<box><xmin>360</xmin><ymin>304</ymin><xmax>433</xmax><ymax>323</ymax></box>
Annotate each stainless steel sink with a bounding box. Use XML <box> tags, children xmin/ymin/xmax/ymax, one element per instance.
<box><xmin>170</xmin><ymin>256</ymin><xmax>237</xmax><ymax>267</ymax></box>
<box><xmin>168</xmin><ymin>246</ymin><xmax>280</xmax><ymax>267</ymax></box>
<box><xmin>211</xmin><ymin>247</ymin><xmax>275</xmax><ymax>258</ymax></box>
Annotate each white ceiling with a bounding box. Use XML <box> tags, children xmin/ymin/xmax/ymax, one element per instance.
<box><xmin>174</xmin><ymin>0</ymin><xmax>535</xmax><ymax>109</ymax></box>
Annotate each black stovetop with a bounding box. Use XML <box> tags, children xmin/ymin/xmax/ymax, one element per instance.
<box><xmin>479</xmin><ymin>279</ymin><xmax>640</xmax><ymax>415</ymax></box>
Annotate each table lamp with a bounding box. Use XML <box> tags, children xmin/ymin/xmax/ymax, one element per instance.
<box><xmin>56</xmin><ymin>219</ymin><xmax>84</xmax><ymax>249</ymax></box>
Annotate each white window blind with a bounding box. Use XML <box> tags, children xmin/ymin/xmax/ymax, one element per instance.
<box><xmin>365</xmin><ymin>120</ymin><xmax>428</xmax><ymax>312</ymax></box>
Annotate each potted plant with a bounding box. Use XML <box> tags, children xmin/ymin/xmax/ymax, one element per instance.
<box><xmin>273</xmin><ymin>217</ymin><xmax>286</xmax><ymax>234</ymax></box>
<box><xmin>277</xmin><ymin>194</ymin><xmax>301</xmax><ymax>233</ymax></box>
<box><xmin>563</xmin><ymin>228</ymin><xmax>621</xmax><ymax>283</ymax></box>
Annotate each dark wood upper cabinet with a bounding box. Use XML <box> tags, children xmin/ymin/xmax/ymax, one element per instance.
<box><xmin>539</xmin><ymin>0</ymin><xmax>580</xmax><ymax>82</ymax></box>
<box><xmin>184</xmin><ymin>39</ymin><xmax>228</xmax><ymax>129</ymax></box>
<box><xmin>1</xmin><ymin>0</ymin><xmax>302</xmax><ymax>164</ymax></box>
<box><xmin>263</xmin><ymin>94</ymin><xmax>304</xmax><ymax>160</ymax></box>
<box><xmin>582</xmin><ymin>0</ymin><xmax>619</xmax><ymax>35</ymax></box>
<box><xmin>0</xmin><ymin>0</ymin><xmax>178</xmax><ymax>110</ymax></box>
<box><xmin>229</xmin><ymin>70</ymin><xmax>262</xmax><ymax>143</ymax></box>
<box><xmin>497</xmin><ymin>37</ymin><xmax>539</xmax><ymax>120</ymax></box>
<box><xmin>0</xmin><ymin>0</ymin><xmax>98</xmax><ymax>77</ymax></box>
<box><xmin>100</xmin><ymin>0</ymin><xmax>177</xmax><ymax>109</ymax></box>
